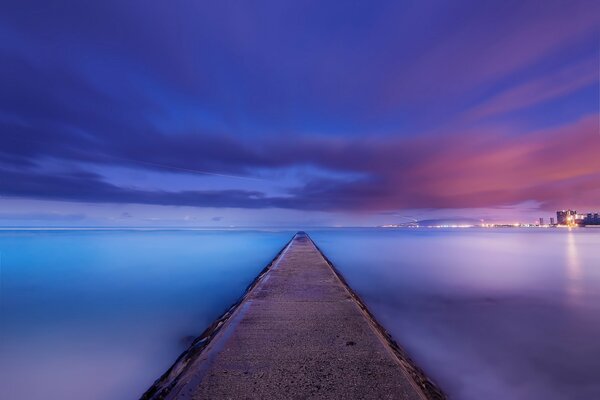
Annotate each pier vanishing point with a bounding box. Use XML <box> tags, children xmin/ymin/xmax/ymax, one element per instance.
<box><xmin>143</xmin><ymin>232</ymin><xmax>444</xmax><ymax>400</ymax></box>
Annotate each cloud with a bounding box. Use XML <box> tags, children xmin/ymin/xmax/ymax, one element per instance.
<box><xmin>281</xmin><ymin>115</ymin><xmax>600</xmax><ymax>212</ymax></box>
<box><xmin>385</xmin><ymin>1</ymin><xmax>599</xmax><ymax>104</ymax></box>
<box><xmin>0</xmin><ymin>212</ymin><xmax>86</xmax><ymax>221</ymax></box>
<box><xmin>0</xmin><ymin>168</ymin><xmax>279</xmax><ymax>208</ymax></box>
<box><xmin>465</xmin><ymin>58</ymin><xmax>599</xmax><ymax>121</ymax></box>
<box><xmin>0</xmin><ymin>1</ymin><xmax>598</xmax><ymax>217</ymax></box>
<box><xmin>1</xmin><ymin>115</ymin><xmax>597</xmax><ymax>212</ymax></box>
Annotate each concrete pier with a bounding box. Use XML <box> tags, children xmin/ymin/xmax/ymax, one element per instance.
<box><xmin>143</xmin><ymin>232</ymin><xmax>443</xmax><ymax>400</ymax></box>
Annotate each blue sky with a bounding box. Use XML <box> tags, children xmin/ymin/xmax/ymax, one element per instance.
<box><xmin>1</xmin><ymin>1</ymin><xmax>599</xmax><ymax>226</ymax></box>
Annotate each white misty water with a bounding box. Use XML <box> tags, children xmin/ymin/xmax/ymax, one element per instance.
<box><xmin>310</xmin><ymin>228</ymin><xmax>600</xmax><ymax>400</ymax></box>
<box><xmin>1</xmin><ymin>228</ymin><xmax>599</xmax><ymax>399</ymax></box>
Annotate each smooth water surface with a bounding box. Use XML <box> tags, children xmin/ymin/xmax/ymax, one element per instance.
<box><xmin>2</xmin><ymin>228</ymin><xmax>599</xmax><ymax>400</ymax></box>
<box><xmin>310</xmin><ymin>228</ymin><xmax>600</xmax><ymax>400</ymax></box>
<box><xmin>0</xmin><ymin>229</ymin><xmax>291</xmax><ymax>400</ymax></box>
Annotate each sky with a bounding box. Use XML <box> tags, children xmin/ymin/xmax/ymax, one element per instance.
<box><xmin>1</xmin><ymin>0</ymin><xmax>599</xmax><ymax>227</ymax></box>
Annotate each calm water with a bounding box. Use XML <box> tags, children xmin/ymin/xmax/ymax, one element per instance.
<box><xmin>311</xmin><ymin>228</ymin><xmax>600</xmax><ymax>400</ymax></box>
<box><xmin>1</xmin><ymin>228</ymin><xmax>599</xmax><ymax>399</ymax></box>
<box><xmin>0</xmin><ymin>230</ymin><xmax>292</xmax><ymax>400</ymax></box>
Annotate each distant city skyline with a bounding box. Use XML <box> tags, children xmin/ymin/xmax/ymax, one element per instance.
<box><xmin>1</xmin><ymin>1</ymin><xmax>599</xmax><ymax>226</ymax></box>
<box><xmin>556</xmin><ymin>209</ymin><xmax>600</xmax><ymax>226</ymax></box>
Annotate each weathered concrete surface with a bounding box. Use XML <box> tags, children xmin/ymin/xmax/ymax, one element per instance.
<box><xmin>143</xmin><ymin>232</ymin><xmax>442</xmax><ymax>400</ymax></box>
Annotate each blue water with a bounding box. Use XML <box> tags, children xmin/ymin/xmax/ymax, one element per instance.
<box><xmin>310</xmin><ymin>228</ymin><xmax>600</xmax><ymax>400</ymax></box>
<box><xmin>0</xmin><ymin>229</ymin><xmax>292</xmax><ymax>400</ymax></box>
<box><xmin>1</xmin><ymin>228</ymin><xmax>599</xmax><ymax>399</ymax></box>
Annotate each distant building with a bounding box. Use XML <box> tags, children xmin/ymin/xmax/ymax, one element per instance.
<box><xmin>550</xmin><ymin>217</ymin><xmax>555</xmax><ymax>225</ymax></box>
<box><xmin>557</xmin><ymin>210</ymin><xmax>576</xmax><ymax>225</ymax></box>
<box><xmin>539</xmin><ymin>217</ymin><xmax>544</xmax><ymax>226</ymax></box>
<box><xmin>580</xmin><ymin>212</ymin><xmax>600</xmax><ymax>226</ymax></box>
<box><xmin>556</xmin><ymin>210</ymin><xmax>600</xmax><ymax>226</ymax></box>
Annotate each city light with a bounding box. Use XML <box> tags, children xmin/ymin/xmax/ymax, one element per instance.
<box><xmin>380</xmin><ymin>209</ymin><xmax>600</xmax><ymax>229</ymax></box>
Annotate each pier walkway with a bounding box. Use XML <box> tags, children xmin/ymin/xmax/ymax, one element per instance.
<box><xmin>143</xmin><ymin>232</ymin><xmax>441</xmax><ymax>400</ymax></box>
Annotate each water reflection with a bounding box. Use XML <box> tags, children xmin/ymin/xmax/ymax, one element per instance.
<box><xmin>565</xmin><ymin>231</ymin><xmax>582</xmax><ymax>305</ymax></box>
<box><xmin>311</xmin><ymin>228</ymin><xmax>600</xmax><ymax>400</ymax></box>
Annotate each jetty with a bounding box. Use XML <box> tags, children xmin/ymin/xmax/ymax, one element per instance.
<box><xmin>143</xmin><ymin>232</ymin><xmax>443</xmax><ymax>400</ymax></box>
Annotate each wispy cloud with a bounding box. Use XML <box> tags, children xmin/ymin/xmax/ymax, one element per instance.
<box><xmin>465</xmin><ymin>58</ymin><xmax>598</xmax><ymax>121</ymax></box>
<box><xmin>1</xmin><ymin>114</ymin><xmax>598</xmax><ymax>212</ymax></box>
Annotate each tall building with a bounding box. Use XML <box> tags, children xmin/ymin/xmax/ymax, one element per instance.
<box><xmin>550</xmin><ymin>217</ymin><xmax>555</xmax><ymax>225</ymax></box>
<box><xmin>556</xmin><ymin>210</ymin><xmax>576</xmax><ymax>225</ymax></box>
<box><xmin>539</xmin><ymin>217</ymin><xmax>544</xmax><ymax>226</ymax></box>
<box><xmin>581</xmin><ymin>213</ymin><xmax>600</xmax><ymax>226</ymax></box>
<box><xmin>556</xmin><ymin>210</ymin><xmax>600</xmax><ymax>226</ymax></box>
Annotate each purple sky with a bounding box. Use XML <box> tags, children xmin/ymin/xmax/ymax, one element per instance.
<box><xmin>1</xmin><ymin>1</ymin><xmax>599</xmax><ymax>227</ymax></box>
